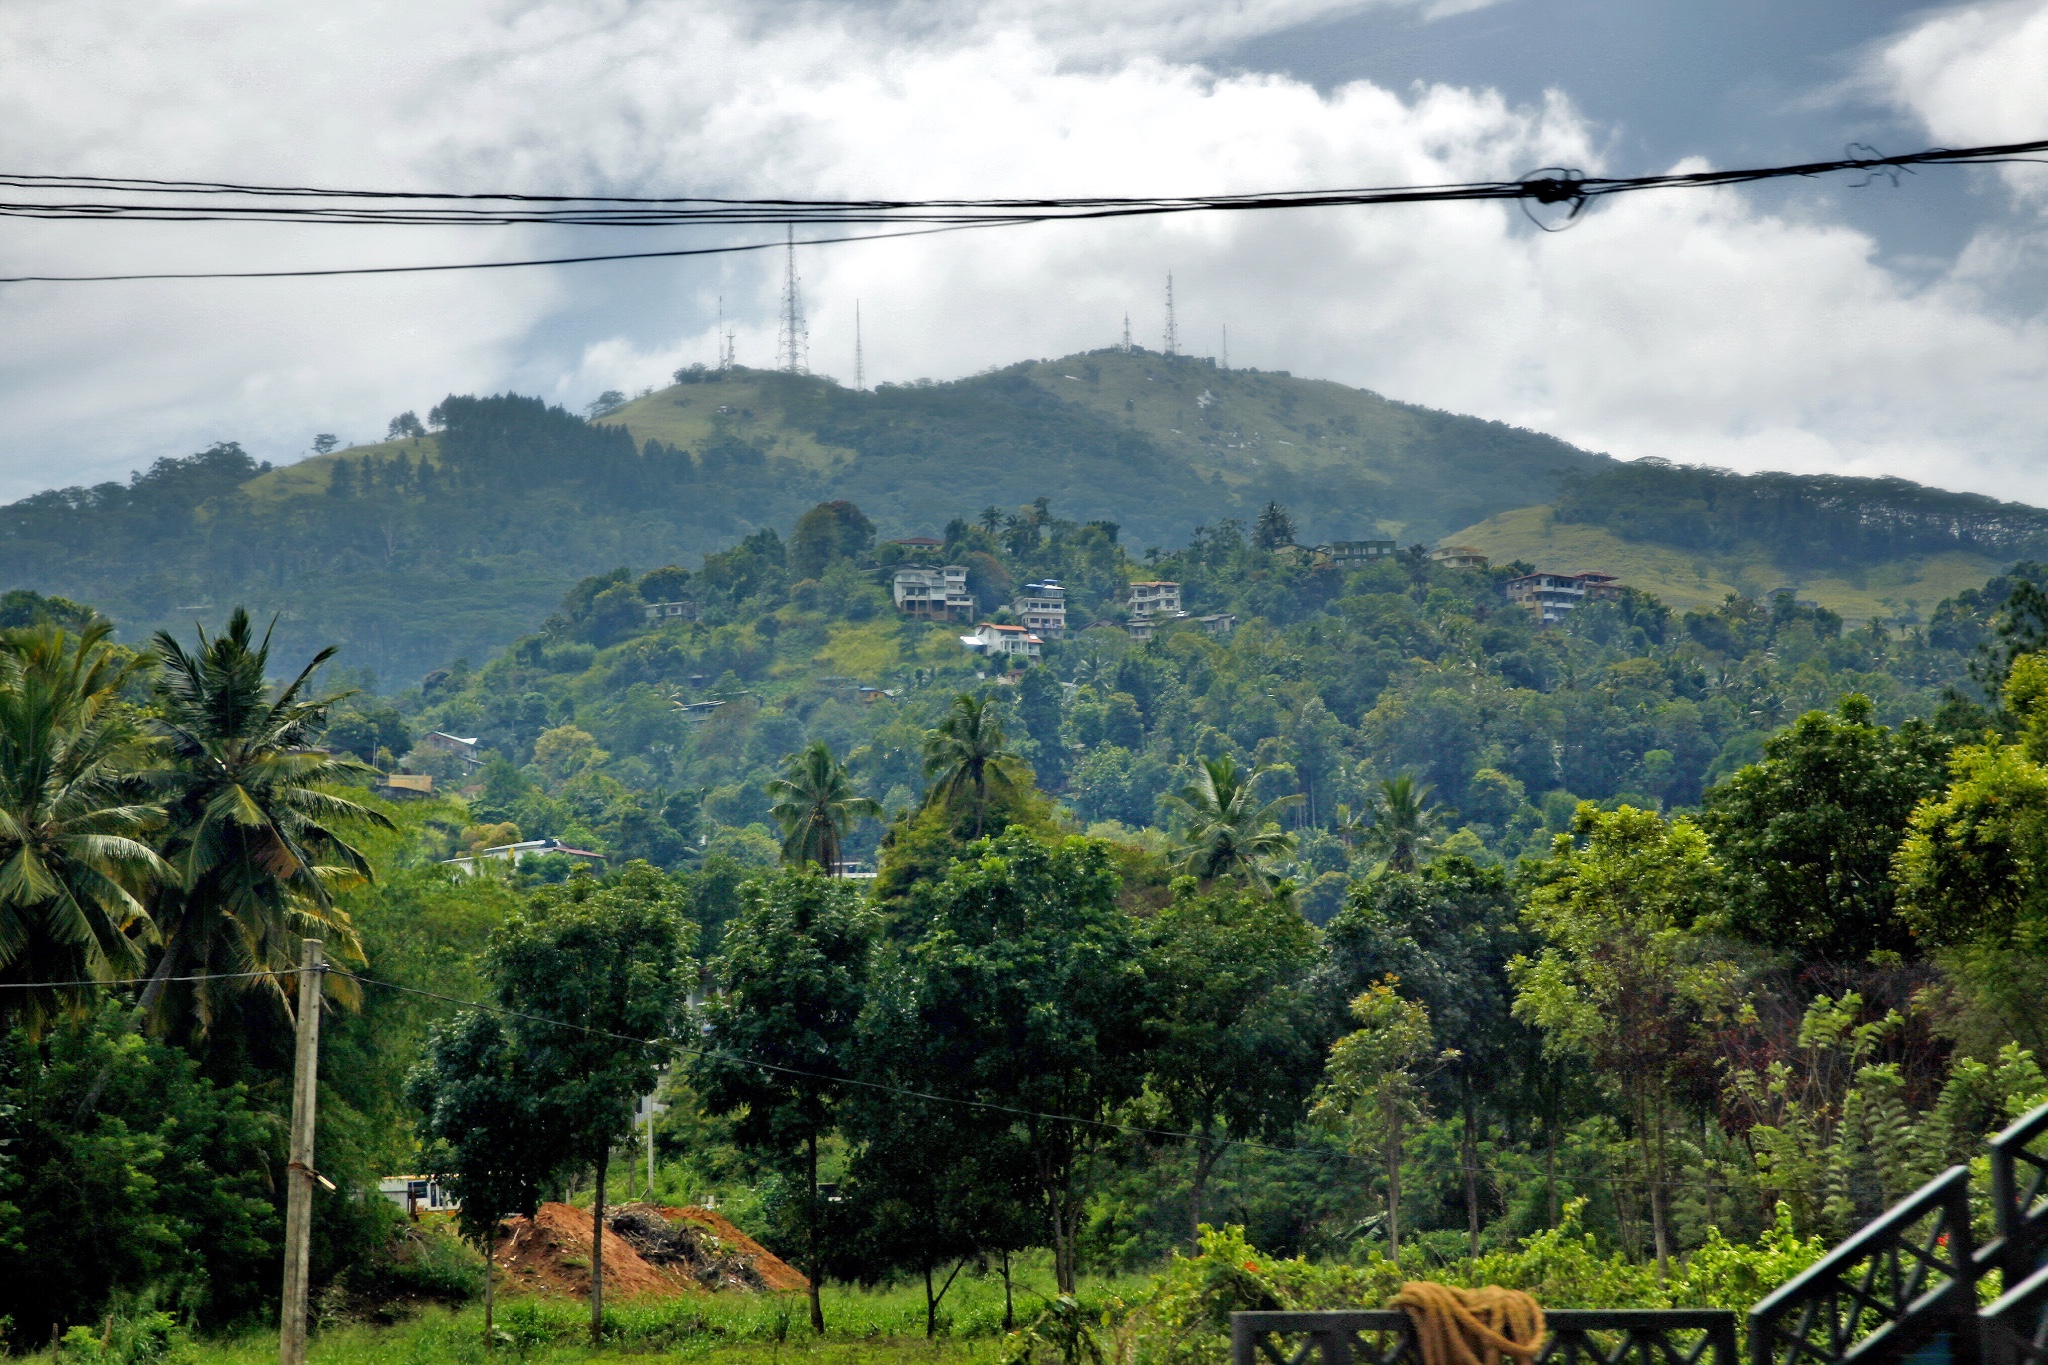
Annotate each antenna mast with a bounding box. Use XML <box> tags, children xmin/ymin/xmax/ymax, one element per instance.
<box><xmin>776</xmin><ymin>226</ymin><xmax>808</xmax><ymax>375</ymax></box>
<box><xmin>1222</xmin><ymin>324</ymin><xmax>1228</xmax><ymax>370</ymax></box>
<box><xmin>1163</xmin><ymin>272</ymin><xmax>1178</xmax><ymax>357</ymax></box>
<box><xmin>1121</xmin><ymin>312</ymin><xmax>1132</xmax><ymax>352</ymax></box>
<box><xmin>854</xmin><ymin>300</ymin><xmax>865</xmax><ymax>391</ymax></box>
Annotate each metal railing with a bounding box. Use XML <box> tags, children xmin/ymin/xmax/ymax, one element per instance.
<box><xmin>1750</xmin><ymin>1165</ymin><xmax>1979</xmax><ymax>1365</ymax></box>
<box><xmin>1983</xmin><ymin>1265</ymin><xmax>2048</xmax><ymax>1365</ymax></box>
<box><xmin>1984</xmin><ymin>1101</ymin><xmax>2048</xmax><ymax>1287</ymax></box>
<box><xmin>1231</xmin><ymin>1309</ymin><xmax>1738</xmax><ymax>1365</ymax></box>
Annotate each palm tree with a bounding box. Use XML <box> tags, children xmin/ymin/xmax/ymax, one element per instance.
<box><xmin>921</xmin><ymin>693</ymin><xmax>1029</xmax><ymax>838</ymax></box>
<box><xmin>0</xmin><ymin>622</ymin><xmax>170</xmax><ymax>1032</ymax></box>
<box><xmin>1166</xmin><ymin>754</ymin><xmax>1301</xmax><ymax>889</ymax></box>
<box><xmin>136</xmin><ymin>609</ymin><xmax>391</xmax><ymax>1034</ymax></box>
<box><xmin>1362</xmin><ymin>775</ymin><xmax>1442</xmax><ymax>874</ymax></box>
<box><xmin>768</xmin><ymin>741</ymin><xmax>880</xmax><ymax>873</ymax></box>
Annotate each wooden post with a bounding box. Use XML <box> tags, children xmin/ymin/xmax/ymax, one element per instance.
<box><xmin>280</xmin><ymin>938</ymin><xmax>325</xmax><ymax>1365</ymax></box>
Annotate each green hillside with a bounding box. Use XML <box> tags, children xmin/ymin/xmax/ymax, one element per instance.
<box><xmin>5</xmin><ymin>348</ymin><xmax>2044</xmax><ymax>683</ymax></box>
<box><xmin>0</xmin><ymin>353</ymin><xmax>1613</xmax><ymax>681</ymax></box>
<box><xmin>1452</xmin><ymin>504</ymin><xmax>2003</xmax><ymax>624</ymax></box>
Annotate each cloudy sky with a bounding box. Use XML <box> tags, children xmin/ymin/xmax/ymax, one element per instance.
<box><xmin>3</xmin><ymin>0</ymin><xmax>2047</xmax><ymax>505</ymax></box>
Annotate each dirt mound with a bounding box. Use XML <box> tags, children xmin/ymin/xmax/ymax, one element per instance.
<box><xmin>491</xmin><ymin>1202</ymin><xmax>808</xmax><ymax>1301</ymax></box>
<box><xmin>493</xmin><ymin>1203</ymin><xmax>686</xmax><ymax>1301</ymax></box>
<box><xmin>650</xmin><ymin>1204</ymin><xmax>810</xmax><ymax>1294</ymax></box>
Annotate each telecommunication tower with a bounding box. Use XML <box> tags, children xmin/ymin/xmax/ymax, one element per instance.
<box><xmin>1163</xmin><ymin>273</ymin><xmax>1178</xmax><ymax>357</ymax></box>
<box><xmin>775</xmin><ymin>226</ymin><xmax>809</xmax><ymax>375</ymax></box>
<box><xmin>854</xmin><ymin>300</ymin><xmax>865</xmax><ymax>392</ymax></box>
<box><xmin>716</xmin><ymin>296</ymin><xmax>737</xmax><ymax>370</ymax></box>
<box><xmin>1222</xmin><ymin>324</ymin><xmax>1229</xmax><ymax>370</ymax></box>
<box><xmin>1121</xmin><ymin>313</ymin><xmax>1133</xmax><ymax>352</ymax></box>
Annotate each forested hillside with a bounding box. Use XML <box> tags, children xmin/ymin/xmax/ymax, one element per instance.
<box><xmin>0</xmin><ymin>352</ymin><xmax>1608</xmax><ymax>682</ymax></box>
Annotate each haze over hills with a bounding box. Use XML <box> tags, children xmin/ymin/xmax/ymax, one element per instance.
<box><xmin>3</xmin><ymin>347</ymin><xmax>2045</xmax><ymax>683</ymax></box>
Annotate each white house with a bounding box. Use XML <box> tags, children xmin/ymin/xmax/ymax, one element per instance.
<box><xmin>1127</xmin><ymin>581</ymin><xmax>1182</xmax><ymax>617</ymax></box>
<box><xmin>1012</xmin><ymin>581</ymin><xmax>1067</xmax><ymax>639</ymax></box>
<box><xmin>442</xmin><ymin>837</ymin><xmax>606</xmax><ymax>875</ymax></box>
<box><xmin>960</xmin><ymin>622</ymin><xmax>1043</xmax><ymax>661</ymax></box>
<box><xmin>643</xmin><ymin>599</ymin><xmax>696</xmax><ymax>622</ymax></box>
<box><xmin>1503</xmin><ymin>571</ymin><xmax>1625</xmax><ymax>625</ymax></box>
<box><xmin>893</xmin><ymin>565</ymin><xmax>977</xmax><ymax>622</ymax></box>
<box><xmin>379</xmin><ymin>1176</ymin><xmax>460</xmax><ymax>1218</ymax></box>
<box><xmin>418</xmin><ymin>732</ymin><xmax>481</xmax><ymax>767</ymax></box>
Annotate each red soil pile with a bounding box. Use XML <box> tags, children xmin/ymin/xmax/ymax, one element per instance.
<box><xmin>660</xmin><ymin>1205</ymin><xmax>810</xmax><ymax>1293</ymax></box>
<box><xmin>490</xmin><ymin>1201</ymin><xmax>808</xmax><ymax>1300</ymax></box>
<box><xmin>493</xmin><ymin>1202</ymin><xmax>686</xmax><ymax>1301</ymax></box>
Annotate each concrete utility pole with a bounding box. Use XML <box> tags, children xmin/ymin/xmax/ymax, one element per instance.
<box><xmin>280</xmin><ymin>938</ymin><xmax>326</xmax><ymax>1365</ymax></box>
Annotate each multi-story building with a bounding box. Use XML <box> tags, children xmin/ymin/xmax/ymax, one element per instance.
<box><xmin>1430</xmin><ymin>545</ymin><xmax>1490</xmax><ymax>570</ymax></box>
<box><xmin>1012</xmin><ymin>581</ymin><xmax>1067</xmax><ymax>639</ymax></box>
<box><xmin>1324</xmin><ymin>540</ymin><xmax>1398</xmax><ymax>563</ymax></box>
<box><xmin>1504</xmin><ymin>571</ymin><xmax>1626</xmax><ymax>625</ymax></box>
<box><xmin>1127</xmin><ymin>581</ymin><xmax>1182</xmax><ymax>617</ymax></box>
<box><xmin>892</xmin><ymin>565</ymin><xmax>977</xmax><ymax>622</ymax></box>
<box><xmin>959</xmin><ymin>622</ymin><xmax>1043</xmax><ymax>661</ymax></box>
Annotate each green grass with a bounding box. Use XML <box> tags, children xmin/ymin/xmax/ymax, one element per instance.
<box><xmin>149</xmin><ymin>1268</ymin><xmax>1147</xmax><ymax>1365</ymax></box>
<box><xmin>1449</xmin><ymin>504</ymin><xmax>2002</xmax><ymax>625</ymax></box>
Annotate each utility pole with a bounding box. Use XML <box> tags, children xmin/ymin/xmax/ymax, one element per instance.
<box><xmin>1163</xmin><ymin>273</ymin><xmax>1178</xmax><ymax>357</ymax></box>
<box><xmin>1222</xmin><ymin>324</ymin><xmax>1229</xmax><ymax>370</ymax></box>
<box><xmin>280</xmin><ymin>938</ymin><xmax>326</xmax><ymax>1365</ymax></box>
<box><xmin>854</xmin><ymin>300</ymin><xmax>864</xmax><ymax>392</ymax></box>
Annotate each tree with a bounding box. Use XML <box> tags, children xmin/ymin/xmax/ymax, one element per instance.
<box><xmin>922</xmin><ymin>693</ymin><xmax>1031</xmax><ymax>839</ymax></box>
<box><xmin>136</xmin><ymin>609</ymin><xmax>390</xmax><ymax>1036</ymax></box>
<box><xmin>1362</xmin><ymin>776</ymin><xmax>1442</xmax><ymax>874</ymax></box>
<box><xmin>1510</xmin><ymin>804</ymin><xmax>1736</xmax><ymax>1277</ymax></box>
<box><xmin>407</xmin><ymin>1011</ymin><xmax>549</xmax><ymax>1341</ymax></box>
<box><xmin>386</xmin><ymin>411</ymin><xmax>425</xmax><ymax>440</ymax></box>
<box><xmin>1165</xmin><ymin>754</ymin><xmax>1301</xmax><ymax>888</ymax></box>
<box><xmin>1253</xmin><ymin>501</ymin><xmax>1296</xmax><ymax>550</ymax></box>
<box><xmin>1015</xmin><ymin>667</ymin><xmax>1066</xmax><ymax>783</ymax></box>
<box><xmin>1313</xmin><ymin>978</ymin><xmax>1446</xmax><ymax>1259</ymax></box>
<box><xmin>789</xmin><ymin>501</ymin><xmax>876</xmax><ymax>581</ymax></box>
<box><xmin>767</xmin><ymin>741</ymin><xmax>880</xmax><ymax>872</ymax></box>
<box><xmin>1701</xmin><ymin>694</ymin><xmax>1949</xmax><ymax>961</ymax></box>
<box><xmin>488</xmin><ymin>865</ymin><xmax>693</xmax><ymax>1344</ymax></box>
<box><xmin>979</xmin><ymin>505</ymin><xmax>1004</xmax><ymax>534</ymax></box>
<box><xmin>310</xmin><ymin>434</ymin><xmax>338</xmax><ymax>455</ymax></box>
<box><xmin>898</xmin><ymin>831</ymin><xmax>1147</xmax><ymax>1292</ymax></box>
<box><xmin>691</xmin><ymin>871</ymin><xmax>874</xmax><ymax>1333</ymax></box>
<box><xmin>1141</xmin><ymin>880</ymin><xmax>1327</xmax><ymax>1247</ymax></box>
<box><xmin>0</xmin><ymin>623</ymin><xmax>168</xmax><ymax>1032</ymax></box>
<box><xmin>1895</xmin><ymin>654</ymin><xmax>2048</xmax><ymax>949</ymax></box>
<box><xmin>585</xmin><ymin>390</ymin><xmax>627</xmax><ymax>419</ymax></box>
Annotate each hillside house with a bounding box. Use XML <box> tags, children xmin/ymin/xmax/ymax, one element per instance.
<box><xmin>1194</xmin><ymin>613</ymin><xmax>1237</xmax><ymax>637</ymax></box>
<box><xmin>1013</xmin><ymin>581</ymin><xmax>1067</xmax><ymax>638</ymax></box>
<box><xmin>1504</xmin><ymin>571</ymin><xmax>1625</xmax><ymax>624</ymax></box>
<box><xmin>378</xmin><ymin>772</ymin><xmax>434</xmax><ymax>797</ymax></box>
<box><xmin>1430</xmin><ymin>545</ymin><xmax>1490</xmax><ymax>570</ymax></box>
<box><xmin>643</xmin><ymin>599</ymin><xmax>697</xmax><ymax>622</ymax></box>
<box><xmin>960</xmin><ymin>622</ymin><xmax>1043</xmax><ymax>661</ymax></box>
<box><xmin>1324</xmin><ymin>540</ymin><xmax>1397</xmax><ymax>563</ymax></box>
<box><xmin>418</xmin><ymin>731</ymin><xmax>481</xmax><ymax>767</ymax></box>
<box><xmin>442</xmin><ymin>837</ymin><xmax>606</xmax><ymax>875</ymax></box>
<box><xmin>893</xmin><ymin>565</ymin><xmax>976</xmax><ymax>622</ymax></box>
<box><xmin>1128</xmin><ymin>581</ymin><xmax>1182</xmax><ymax>616</ymax></box>
<box><xmin>888</xmin><ymin>536</ymin><xmax>944</xmax><ymax>550</ymax></box>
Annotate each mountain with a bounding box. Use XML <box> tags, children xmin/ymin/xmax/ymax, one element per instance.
<box><xmin>0</xmin><ymin>351</ymin><xmax>1610</xmax><ymax>681</ymax></box>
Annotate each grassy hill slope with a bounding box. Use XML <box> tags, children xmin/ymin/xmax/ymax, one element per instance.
<box><xmin>1452</xmin><ymin>504</ymin><xmax>2003</xmax><ymax>624</ymax></box>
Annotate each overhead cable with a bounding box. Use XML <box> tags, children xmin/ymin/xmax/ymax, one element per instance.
<box><xmin>1</xmin><ymin>137</ymin><xmax>2043</xmax><ymax>284</ymax></box>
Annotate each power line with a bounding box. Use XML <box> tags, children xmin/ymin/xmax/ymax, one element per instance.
<box><xmin>2</xmin><ymin>137</ymin><xmax>2043</xmax><ymax>284</ymax></box>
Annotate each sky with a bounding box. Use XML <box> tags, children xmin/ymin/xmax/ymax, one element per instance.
<box><xmin>3</xmin><ymin>0</ymin><xmax>2047</xmax><ymax>507</ymax></box>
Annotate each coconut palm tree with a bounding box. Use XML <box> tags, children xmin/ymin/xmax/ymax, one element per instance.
<box><xmin>0</xmin><ymin>621</ymin><xmax>170</xmax><ymax>1032</ymax></box>
<box><xmin>1166</xmin><ymin>754</ymin><xmax>1301</xmax><ymax>889</ymax></box>
<box><xmin>136</xmin><ymin>609</ymin><xmax>391</xmax><ymax>1034</ymax></box>
<box><xmin>1362</xmin><ymin>775</ymin><xmax>1442</xmax><ymax>874</ymax></box>
<box><xmin>768</xmin><ymin>741</ymin><xmax>880</xmax><ymax>873</ymax></box>
<box><xmin>921</xmin><ymin>693</ymin><xmax>1029</xmax><ymax>838</ymax></box>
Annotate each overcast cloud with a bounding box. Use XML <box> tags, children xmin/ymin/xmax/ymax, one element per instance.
<box><xmin>2</xmin><ymin>0</ymin><xmax>2046</xmax><ymax>508</ymax></box>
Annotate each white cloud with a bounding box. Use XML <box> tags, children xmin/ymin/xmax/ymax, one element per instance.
<box><xmin>2</xmin><ymin>0</ymin><xmax>2047</xmax><ymax>509</ymax></box>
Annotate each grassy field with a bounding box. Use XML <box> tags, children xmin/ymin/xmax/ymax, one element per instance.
<box><xmin>132</xmin><ymin>1269</ymin><xmax>1142</xmax><ymax>1365</ymax></box>
<box><xmin>1449</xmin><ymin>504</ymin><xmax>2001</xmax><ymax>624</ymax></box>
